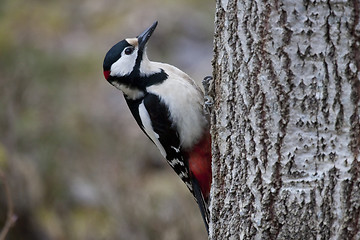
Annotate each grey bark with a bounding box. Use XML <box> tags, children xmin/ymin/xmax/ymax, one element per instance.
<box><xmin>210</xmin><ymin>0</ymin><xmax>360</xmax><ymax>239</ymax></box>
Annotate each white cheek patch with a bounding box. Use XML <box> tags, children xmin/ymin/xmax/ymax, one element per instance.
<box><xmin>110</xmin><ymin>48</ymin><xmax>138</xmax><ymax>77</ymax></box>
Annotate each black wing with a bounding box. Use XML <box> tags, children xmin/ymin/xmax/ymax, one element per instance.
<box><xmin>126</xmin><ymin>93</ymin><xmax>193</xmax><ymax>192</ymax></box>
<box><xmin>126</xmin><ymin>93</ymin><xmax>209</xmax><ymax>232</ymax></box>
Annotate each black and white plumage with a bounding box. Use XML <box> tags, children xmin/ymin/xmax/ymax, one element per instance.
<box><xmin>103</xmin><ymin>21</ymin><xmax>212</xmax><ymax>232</ymax></box>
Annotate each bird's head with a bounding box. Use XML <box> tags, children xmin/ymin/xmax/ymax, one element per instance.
<box><xmin>103</xmin><ymin>21</ymin><xmax>158</xmax><ymax>82</ymax></box>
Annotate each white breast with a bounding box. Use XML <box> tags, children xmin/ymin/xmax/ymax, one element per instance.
<box><xmin>146</xmin><ymin>62</ymin><xmax>207</xmax><ymax>149</ymax></box>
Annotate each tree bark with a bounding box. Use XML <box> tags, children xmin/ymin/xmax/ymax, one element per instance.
<box><xmin>210</xmin><ymin>0</ymin><xmax>360</xmax><ymax>239</ymax></box>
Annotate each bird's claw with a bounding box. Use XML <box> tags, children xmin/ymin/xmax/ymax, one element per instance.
<box><xmin>202</xmin><ymin>76</ymin><xmax>214</xmax><ymax>114</ymax></box>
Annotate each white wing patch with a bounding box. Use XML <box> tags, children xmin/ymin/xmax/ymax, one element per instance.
<box><xmin>138</xmin><ymin>101</ymin><xmax>167</xmax><ymax>157</ymax></box>
<box><xmin>171</xmin><ymin>146</ymin><xmax>181</xmax><ymax>153</ymax></box>
<box><xmin>168</xmin><ymin>157</ymin><xmax>185</xmax><ymax>167</ymax></box>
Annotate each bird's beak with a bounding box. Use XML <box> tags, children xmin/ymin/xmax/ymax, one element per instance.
<box><xmin>137</xmin><ymin>21</ymin><xmax>158</xmax><ymax>51</ymax></box>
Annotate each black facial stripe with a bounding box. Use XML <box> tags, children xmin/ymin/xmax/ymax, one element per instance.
<box><xmin>140</xmin><ymin>69</ymin><xmax>168</xmax><ymax>87</ymax></box>
<box><xmin>134</xmin><ymin>48</ymin><xmax>144</xmax><ymax>72</ymax></box>
<box><xmin>108</xmin><ymin>68</ymin><xmax>168</xmax><ymax>91</ymax></box>
<box><xmin>126</xmin><ymin>93</ymin><xmax>193</xmax><ymax>194</ymax></box>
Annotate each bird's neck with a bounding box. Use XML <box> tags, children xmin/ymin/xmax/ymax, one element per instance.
<box><xmin>139</xmin><ymin>54</ymin><xmax>161</xmax><ymax>77</ymax></box>
<box><xmin>110</xmin><ymin>60</ymin><xmax>168</xmax><ymax>100</ymax></box>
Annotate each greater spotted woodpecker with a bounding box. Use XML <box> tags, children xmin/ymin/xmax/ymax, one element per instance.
<box><xmin>103</xmin><ymin>21</ymin><xmax>212</xmax><ymax>232</ymax></box>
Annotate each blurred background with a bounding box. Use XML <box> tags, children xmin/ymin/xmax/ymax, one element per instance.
<box><xmin>0</xmin><ymin>0</ymin><xmax>214</xmax><ymax>239</ymax></box>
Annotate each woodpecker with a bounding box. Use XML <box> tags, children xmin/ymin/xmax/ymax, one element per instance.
<box><xmin>103</xmin><ymin>21</ymin><xmax>212</xmax><ymax>231</ymax></box>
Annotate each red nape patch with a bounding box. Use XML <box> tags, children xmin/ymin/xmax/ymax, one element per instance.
<box><xmin>188</xmin><ymin>132</ymin><xmax>212</xmax><ymax>200</ymax></box>
<box><xmin>103</xmin><ymin>70</ymin><xmax>110</xmax><ymax>80</ymax></box>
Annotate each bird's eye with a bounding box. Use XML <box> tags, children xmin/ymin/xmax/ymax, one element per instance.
<box><xmin>124</xmin><ymin>47</ymin><xmax>134</xmax><ymax>55</ymax></box>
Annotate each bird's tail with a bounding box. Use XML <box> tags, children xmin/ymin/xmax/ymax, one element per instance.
<box><xmin>192</xmin><ymin>177</ymin><xmax>210</xmax><ymax>233</ymax></box>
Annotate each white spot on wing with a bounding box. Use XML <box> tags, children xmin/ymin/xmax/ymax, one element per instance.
<box><xmin>185</xmin><ymin>182</ymin><xmax>193</xmax><ymax>191</ymax></box>
<box><xmin>168</xmin><ymin>158</ymin><xmax>185</xmax><ymax>167</ymax></box>
<box><xmin>138</xmin><ymin>101</ymin><xmax>167</xmax><ymax>157</ymax></box>
<box><xmin>178</xmin><ymin>171</ymin><xmax>189</xmax><ymax>179</ymax></box>
<box><xmin>171</xmin><ymin>146</ymin><xmax>181</xmax><ymax>153</ymax></box>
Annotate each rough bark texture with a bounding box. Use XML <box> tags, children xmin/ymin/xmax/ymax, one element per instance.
<box><xmin>210</xmin><ymin>0</ymin><xmax>360</xmax><ymax>239</ymax></box>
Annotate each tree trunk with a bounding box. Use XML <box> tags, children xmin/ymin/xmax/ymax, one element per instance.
<box><xmin>210</xmin><ymin>0</ymin><xmax>360</xmax><ymax>239</ymax></box>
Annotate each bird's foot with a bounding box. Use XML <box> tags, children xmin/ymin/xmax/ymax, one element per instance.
<box><xmin>202</xmin><ymin>76</ymin><xmax>214</xmax><ymax>114</ymax></box>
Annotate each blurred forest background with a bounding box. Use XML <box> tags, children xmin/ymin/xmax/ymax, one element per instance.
<box><xmin>0</xmin><ymin>0</ymin><xmax>214</xmax><ymax>239</ymax></box>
